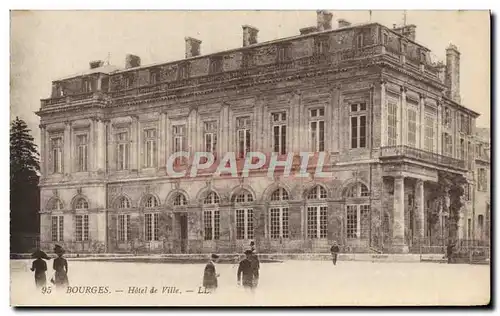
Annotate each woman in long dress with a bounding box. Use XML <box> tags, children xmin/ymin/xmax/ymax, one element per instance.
<box><xmin>52</xmin><ymin>245</ymin><xmax>69</xmax><ymax>289</ymax></box>
<box><xmin>30</xmin><ymin>256</ymin><xmax>47</xmax><ymax>289</ymax></box>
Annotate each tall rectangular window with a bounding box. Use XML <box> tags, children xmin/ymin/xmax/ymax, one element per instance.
<box><xmin>468</xmin><ymin>141</ymin><xmax>473</xmax><ymax>170</ymax></box>
<box><xmin>173</xmin><ymin>125</ymin><xmax>187</xmax><ymax>165</ymax></box>
<box><xmin>350</xmin><ymin>102</ymin><xmax>367</xmax><ymax>149</ymax></box>
<box><xmin>270</xmin><ymin>207</ymin><xmax>289</xmax><ymax>239</ymax></box>
<box><xmin>277</xmin><ymin>45</ymin><xmax>291</xmax><ymax>63</ymax></box>
<box><xmin>307</xmin><ymin>206</ymin><xmax>328</xmax><ymax>239</ymax></box>
<box><xmin>272</xmin><ymin>112</ymin><xmax>287</xmax><ymax>155</ymax></box>
<box><xmin>236</xmin><ymin>117</ymin><xmax>251</xmax><ymax>159</ymax></box>
<box><xmin>76</xmin><ymin>134</ymin><xmax>88</xmax><ymax>172</ymax></box>
<box><xmin>424</xmin><ymin>115</ymin><xmax>435</xmax><ymax>152</ymax></box>
<box><xmin>314</xmin><ymin>37</ymin><xmax>329</xmax><ymax>55</ymax></box>
<box><xmin>407</xmin><ymin>107</ymin><xmax>417</xmax><ymax>148</ymax></box>
<box><xmin>178</xmin><ymin>63</ymin><xmax>190</xmax><ymax>80</ymax></box>
<box><xmin>209</xmin><ymin>56</ymin><xmax>223</xmax><ymax>74</ymax></box>
<box><xmin>204</xmin><ymin>121</ymin><xmax>218</xmax><ymax>154</ymax></box>
<box><xmin>478</xmin><ymin>168</ymin><xmax>487</xmax><ymax>191</ymax></box>
<box><xmin>236</xmin><ymin>209</ymin><xmax>254</xmax><ymax>240</ymax></box>
<box><xmin>116</xmin><ymin>131</ymin><xmax>129</xmax><ymax>171</ymax></box>
<box><xmin>203</xmin><ymin>209</ymin><xmax>220</xmax><ymax>240</ymax></box>
<box><xmin>144</xmin><ymin>128</ymin><xmax>157</xmax><ymax>168</ymax></box>
<box><xmin>75</xmin><ymin>214</ymin><xmax>89</xmax><ymax>242</ymax></box>
<box><xmin>118</xmin><ymin>214</ymin><xmax>131</xmax><ymax>242</ymax></box>
<box><xmin>309</xmin><ymin>108</ymin><xmax>325</xmax><ymax>152</ymax></box>
<box><xmin>459</xmin><ymin>138</ymin><xmax>465</xmax><ymax>160</ymax></box>
<box><xmin>443</xmin><ymin>107</ymin><xmax>451</xmax><ymax>128</ymax></box>
<box><xmin>50</xmin><ymin>137</ymin><xmax>63</xmax><ymax>174</ymax></box>
<box><xmin>145</xmin><ymin>213</ymin><xmax>159</xmax><ymax>241</ymax></box>
<box><xmin>442</xmin><ymin>133</ymin><xmax>453</xmax><ymax>157</ymax></box>
<box><xmin>387</xmin><ymin>100</ymin><xmax>398</xmax><ymax>146</ymax></box>
<box><xmin>346</xmin><ymin>205</ymin><xmax>370</xmax><ymax>239</ymax></box>
<box><xmin>356</xmin><ymin>34</ymin><xmax>364</xmax><ymax>48</ymax></box>
<box><xmin>51</xmin><ymin>215</ymin><xmax>64</xmax><ymax>242</ymax></box>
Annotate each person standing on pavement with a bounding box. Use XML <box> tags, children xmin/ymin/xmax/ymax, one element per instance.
<box><xmin>249</xmin><ymin>249</ymin><xmax>260</xmax><ymax>287</ymax></box>
<box><xmin>330</xmin><ymin>241</ymin><xmax>340</xmax><ymax>265</ymax></box>
<box><xmin>237</xmin><ymin>250</ymin><xmax>255</xmax><ymax>291</ymax></box>
<box><xmin>203</xmin><ymin>254</ymin><xmax>220</xmax><ymax>292</ymax></box>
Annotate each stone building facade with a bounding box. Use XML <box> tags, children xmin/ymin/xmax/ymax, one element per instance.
<box><xmin>37</xmin><ymin>11</ymin><xmax>480</xmax><ymax>254</ymax></box>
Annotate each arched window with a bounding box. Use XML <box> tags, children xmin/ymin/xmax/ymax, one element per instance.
<box><xmin>144</xmin><ymin>195</ymin><xmax>159</xmax><ymax>208</ymax></box>
<box><xmin>344</xmin><ymin>182</ymin><xmax>370</xmax><ymax>198</ymax></box>
<box><xmin>203</xmin><ymin>191</ymin><xmax>220</xmax><ymax>205</ymax></box>
<box><xmin>74</xmin><ymin>197</ymin><xmax>89</xmax><ymax>242</ymax></box>
<box><xmin>306</xmin><ymin>186</ymin><xmax>328</xmax><ymax>239</ymax></box>
<box><xmin>116</xmin><ymin>196</ymin><xmax>131</xmax><ymax>209</ymax></box>
<box><xmin>74</xmin><ymin>197</ymin><xmax>89</xmax><ymax>210</ymax></box>
<box><xmin>269</xmin><ymin>188</ymin><xmax>289</xmax><ymax>239</ymax></box>
<box><xmin>271</xmin><ymin>187</ymin><xmax>289</xmax><ymax>201</ymax></box>
<box><xmin>203</xmin><ymin>191</ymin><xmax>220</xmax><ymax>241</ymax></box>
<box><xmin>173</xmin><ymin>193</ymin><xmax>188</xmax><ymax>206</ymax></box>
<box><xmin>306</xmin><ymin>185</ymin><xmax>327</xmax><ymax>200</ymax></box>
<box><xmin>233</xmin><ymin>189</ymin><xmax>254</xmax><ymax>240</ymax></box>
<box><xmin>343</xmin><ymin>182</ymin><xmax>370</xmax><ymax>240</ymax></box>
<box><xmin>47</xmin><ymin>198</ymin><xmax>64</xmax><ymax>211</ymax></box>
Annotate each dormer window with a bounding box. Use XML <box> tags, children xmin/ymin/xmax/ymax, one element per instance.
<box><xmin>383</xmin><ymin>33</ymin><xmax>388</xmax><ymax>45</ymax></box>
<box><xmin>277</xmin><ymin>45</ymin><xmax>291</xmax><ymax>63</ymax></box>
<box><xmin>124</xmin><ymin>75</ymin><xmax>134</xmax><ymax>89</ymax></box>
<box><xmin>82</xmin><ymin>79</ymin><xmax>92</xmax><ymax>93</ymax></box>
<box><xmin>178</xmin><ymin>63</ymin><xmax>190</xmax><ymax>80</ymax></box>
<box><xmin>314</xmin><ymin>37</ymin><xmax>329</xmax><ymax>55</ymax></box>
<box><xmin>209</xmin><ymin>56</ymin><xmax>223</xmax><ymax>74</ymax></box>
<box><xmin>401</xmin><ymin>42</ymin><xmax>407</xmax><ymax>54</ymax></box>
<box><xmin>150</xmin><ymin>69</ymin><xmax>159</xmax><ymax>85</ymax></box>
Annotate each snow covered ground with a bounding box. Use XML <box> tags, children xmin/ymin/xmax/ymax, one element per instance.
<box><xmin>10</xmin><ymin>259</ymin><xmax>489</xmax><ymax>306</ymax></box>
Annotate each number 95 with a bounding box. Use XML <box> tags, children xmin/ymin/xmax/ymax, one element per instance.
<box><xmin>41</xmin><ymin>286</ymin><xmax>52</xmax><ymax>294</ymax></box>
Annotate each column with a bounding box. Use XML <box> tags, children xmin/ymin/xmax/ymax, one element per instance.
<box><xmin>64</xmin><ymin>121</ymin><xmax>72</xmax><ymax>175</ymax></box>
<box><xmin>399</xmin><ymin>87</ymin><xmax>407</xmax><ymax>146</ymax></box>
<box><xmin>106</xmin><ymin>120</ymin><xmax>114</xmax><ymax>172</ymax></box>
<box><xmin>159</xmin><ymin>112</ymin><xmax>167</xmax><ymax>170</ymax></box>
<box><xmin>219</xmin><ymin>103</ymin><xmax>228</xmax><ymax>155</ymax></box>
<box><xmin>137</xmin><ymin>119</ymin><xmax>142</xmax><ymax>171</ymax></box>
<box><xmin>380</xmin><ymin>81</ymin><xmax>386</xmax><ymax>147</ymax></box>
<box><xmin>437</xmin><ymin>101</ymin><xmax>442</xmax><ymax>155</ymax></box>
<box><xmin>415</xmin><ymin>180</ymin><xmax>425</xmax><ymax>241</ymax></box>
<box><xmin>165</xmin><ymin>115</ymin><xmax>171</xmax><ymax>163</ymax></box>
<box><xmin>253</xmin><ymin>99</ymin><xmax>261</xmax><ymax>153</ymax></box>
<box><xmin>131</xmin><ymin>115</ymin><xmax>138</xmax><ymax>172</ymax></box>
<box><xmin>96</xmin><ymin>119</ymin><xmax>105</xmax><ymax>173</ymax></box>
<box><xmin>39</xmin><ymin>124</ymin><xmax>46</xmax><ymax>178</ymax></box>
<box><xmin>392</xmin><ymin>176</ymin><xmax>408</xmax><ymax>252</ymax></box>
<box><xmin>419</xmin><ymin>94</ymin><xmax>425</xmax><ymax>150</ymax></box>
<box><xmin>331</xmin><ymin>87</ymin><xmax>340</xmax><ymax>152</ymax></box>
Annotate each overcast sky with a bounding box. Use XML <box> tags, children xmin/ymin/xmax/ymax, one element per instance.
<box><xmin>10</xmin><ymin>10</ymin><xmax>490</xmax><ymax>146</ymax></box>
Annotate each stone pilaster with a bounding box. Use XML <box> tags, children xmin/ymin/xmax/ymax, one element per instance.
<box><xmin>399</xmin><ymin>87</ymin><xmax>407</xmax><ymax>146</ymax></box>
<box><xmin>96</xmin><ymin>118</ymin><xmax>106</xmax><ymax>173</ymax></box>
<box><xmin>419</xmin><ymin>93</ymin><xmax>425</xmax><ymax>150</ymax></box>
<box><xmin>392</xmin><ymin>176</ymin><xmax>408</xmax><ymax>252</ymax></box>
<box><xmin>64</xmin><ymin>121</ymin><xmax>72</xmax><ymax>175</ymax></box>
<box><xmin>159</xmin><ymin>112</ymin><xmax>167</xmax><ymax>170</ymax></box>
<box><xmin>130</xmin><ymin>115</ymin><xmax>138</xmax><ymax>172</ymax></box>
<box><xmin>380</xmin><ymin>81</ymin><xmax>387</xmax><ymax>147</ymax></box>
<box><xmin>415</xmin><ymin>180</ymin><xmax>425</xmax><ymax>241</ymax></box>
<box><xmin>39</xmin><ymin>124</ymin><xmax>46</xmax><ymax>178</ymax></box>
<box><xmin>437</xmin><ymin>99</ymin><xmax>443</xmax><ymax>155</ymax></box>
<box><xmin>288</xmin><ymin>201</ymin><xmax>302</xmax><ymax>239</ymax></box>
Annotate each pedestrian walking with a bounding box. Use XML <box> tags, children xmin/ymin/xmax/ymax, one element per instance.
<box><xmin>202</xmin><ymin>254</ymin><xmax>220</xmax><ymax>292</ymax></box>
<box><xmin>446</xmin><ymin>242</ymin><xmax>454</xmax><ymax>264</ymax></box>
<box><xmin>330</xmin><ymin>241</ymin><xmax>340</xmax><ymax>265</ymax></box>
<box><xmin>237</xmin><ymin>250</ymin><xmax>255</xmax><ymax>291</ymax></box>
<box><xmin>30</xmin><ymin>249</ymin><xmax>49</xmax><ymax>289</ymax></box>
<box><xmin>250</xmin><ymin>241</ymin><xmax>256</xmax><ymax>252</ymax></box>
<box><xmin>52</xmin><ymin>245</ymin><xmax>69</xmax><ymax>289</ymax></box>
<box><xmin>249</xmin><ymin>249</ymin><xmax>260</xmax><ymax>287</ymax></box>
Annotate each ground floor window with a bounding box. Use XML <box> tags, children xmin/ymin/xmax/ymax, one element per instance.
<box><xmin>346</xmin><ymin>204</ymin><xmax>370</xmax><ymax>239</ymax></box>
<box><xmin>307</xmin><ymin>205</ymin><xmax>328</xmax><ymax>239</ymax></box>
<box><xmin>118</xmin><ymin>214</ymin><xmax>131</xmax><ymax>242</ymax></box>
<box><xmin>75</xmin><ymin>214</ymin><xmax>89</xmax><ymax>241</ymax></box>
<box><xmin>51</xmin><ymin>215</ymin><xmax>64</xmax><ymax>242</ymax></box>
<box><xmin>236</xmin><ymin>208</ymin><xmax>254</xmax><ymax>240</ymax></box>
<box><xmin>145</xmin><ymin>213</ymin><xmax>159</xmax><ymax>241</ymax></box>
<box><xmin>270</xmin><ymin>207</ymin><xmax>289</xmax><ymax>239</ymax></box>
<box><xmin>203</xmin><ymin>209</ymin><xmax>220</xmax><ymax>240</ymax></box>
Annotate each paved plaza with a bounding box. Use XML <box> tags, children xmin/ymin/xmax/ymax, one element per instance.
<box><xmin>11</xmin><ymin>259</ymin><xmax>489</xmax><ymax>306</ymax></box>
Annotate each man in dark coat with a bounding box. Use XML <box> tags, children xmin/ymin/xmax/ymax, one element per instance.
<box><xmin>330</xmin><ymin>241</ymin><xmax>340</xmax><ymax>265</ymax></box>
<box><xmin>446</xmin><ymin>242</ymin><xmax>454</xmax><ymax>264</ymax></box>
<box><xmin>249</xmin><ymin>249</ymin><xmax>260</xmax><ymax>287</ymax></box>
<box><xmin>203</xmin><ymin>254</ymin><xmax>219</xmax><ymax>292</ymax></box>
<box><xmin>237</xmin><ymin>250</ymin><xmax>255</xmax><ymax>290</ymax></box>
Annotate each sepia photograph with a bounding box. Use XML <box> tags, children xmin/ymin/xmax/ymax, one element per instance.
<box><xmin>9</xmin><ymin>9</ymin><xmax>491</xmax><ymax>307</ymax></box>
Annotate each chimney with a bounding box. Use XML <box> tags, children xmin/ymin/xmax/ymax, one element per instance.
<box><xmin>316</xmin><ymin>10</ymin><xmax>333</xmax><ymax>31</ymax></box>
<box><xmin>445</xmin><ymin>44</ymin><xmax>461</xmax><ymax>103</ymax></box>
<box><xmin>300</xmin><ymin>26</ymin><xmax>318</xmax><ymax>35</ymax></box>
<box><xmin>242</xmin><ymin>25</ymin><xmax>259</xmax><ymax>47</ymax></box>
<box><xmin>338</xmin><ymin>19</ymin><xmax>351</xmax><ymax>28</ymax></box>
<box><xmin>89</xmin><ymin>60</ymin><xmax>104</xmax><ymax>69</ymax></box>
<box><xmin>125</xmin><ymin>54</ymin><xmax>141</xmax><ymax>69</ymax></box>
<box><xmin>185</xmin><ymin>37</ymin><xmax>202</xmax><ymax>58</ymax></box>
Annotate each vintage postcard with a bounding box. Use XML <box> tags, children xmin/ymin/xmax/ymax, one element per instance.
<box><xmin>10</xmin><ymin>10</ymin><xmax>490</xmax><ymax>306</ymax></box>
